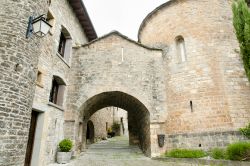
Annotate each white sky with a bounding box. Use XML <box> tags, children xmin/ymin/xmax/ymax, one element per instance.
<box><xmin>83</xmin><ymin>0</ymin><xmax>168</xmax><ymax>40</ymax></box>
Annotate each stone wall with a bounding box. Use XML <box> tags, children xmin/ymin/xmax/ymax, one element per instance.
<box><xmin>0</xmin><ymin>0</ymin><xmax>48</xmax><ymax>165</ymax></box>
<box><xmin>66</xmin><ymin>32</ymin><xmax>166</xmax><ymax>156</ymax></box>
<box><xmin>89</xmin><ymin>108</ymin><xmax>113</xmax><ymax>139</ymax></box>
<box><xmin>89</xmin><ymin>107</ymin><xmax>128</xmax><ymax>139</ymax></box>
<box><xmin>30</xmin><ymin>0</ymin><xmax>89</xmax><ymax>165</ymax></box>
<box><xmin>139</xmin><ymin>0</ymin><xmax>250</xmax><ymax>142</ymax></box>
<box><xmin>162</xmin><ymin>131</ymin><xmax>247</xmax><ymax>155</ymax></box>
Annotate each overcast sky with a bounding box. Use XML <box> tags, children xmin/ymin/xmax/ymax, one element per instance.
<box><xmin>83</xmin><ymin>0</ymin><xmax>168</xmax><ymax>40</ymax></box>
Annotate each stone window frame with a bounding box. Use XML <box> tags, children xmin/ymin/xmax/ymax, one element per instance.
<box><xmin>175</xmin><ymin>35</ymin><xmax>187</xmax><ymax>63</ymax></box>
<box><xmin>46</xmin><ymin>9</ymin><xmax>56</xmax><ymax>35</ymax></box>
<box><xmin>36</xmin><ymin>68</ymin><xmax>44</xmax><ymax>88</ymax></box>
<box><xmin>57</xmin><ymin>26</ymin><xmax>72</xmax><ymax>64</ymax></box>
<box><xmin>49</xmin><ymin>75</ymin><xmax>66</xmax><ymax>107</ymax></box>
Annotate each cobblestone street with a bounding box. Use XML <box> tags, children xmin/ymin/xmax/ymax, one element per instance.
<box><xmin>50</xmin><ymin>137</ymin><xmax>207</xmax><ymax>166</ymax></box>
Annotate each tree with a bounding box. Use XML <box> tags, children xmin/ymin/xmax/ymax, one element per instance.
<box><xmin>232</xmin><ymin>0</ymin><xmax>250</xmax><ymax>81</ymax></box>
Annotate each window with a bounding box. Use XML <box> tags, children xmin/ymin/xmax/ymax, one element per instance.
<box><xmin>58</xmin><ymin>32</ymin><xmax>66</xmax><ymax>57</ymax></box>
<box><xmin>49</xmin><ymin>76</ymin><xmax>66</xmax><ymax>106</ymax></box>
<box><xmin>57</xmin><ymin>26</ymin><xmax>72</xmax><ymax>62</ymax></box>
<box><xmin>36</xmin><ymin>70</ymin><xmax>43</xmax><ymax>87</ymax></box>
<box><xmin>176</xmin><ymin>36</ymin><xmax>187</xmax><ymax>62</ymax></box>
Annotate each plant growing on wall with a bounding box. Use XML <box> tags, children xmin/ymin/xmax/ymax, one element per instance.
<box><xmin>240</xmin><ymin>122</ymin><xmax>250</xmax><ymax>139</ymax></box>
<box><xmin>232</xmin><ymin>0</ymin><xmax>250</xmax><ymax>81</ymax></box>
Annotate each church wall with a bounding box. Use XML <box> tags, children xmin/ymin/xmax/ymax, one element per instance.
<box><xmin>139</xmin><ymin>0</ymin><xmax>250</xmax><ymax>154</ymax></box>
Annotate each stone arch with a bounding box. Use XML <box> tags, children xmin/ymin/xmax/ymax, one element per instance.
<box><xmin>61</xmin><ymin>25</ymin><xmax>71</xmax><ymax>39</ymax></box>
<box><xmin>79</xmin><ymin>91</ymin><xmax>151</xmax><ymax>156</ymax></box>
<box><xmin>86</xmin><ymin>120</ymin><xmax>95</xmax><ymax>144</ymax></box>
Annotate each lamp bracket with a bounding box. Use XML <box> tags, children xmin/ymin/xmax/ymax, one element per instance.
<box><xmin>26</xmin><ymin>16</ymin><xmax>34</xmax><ymax>39</ymax></box>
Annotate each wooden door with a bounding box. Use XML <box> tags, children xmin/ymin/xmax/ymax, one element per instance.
<box><xmin>24</xmin><ymin>111</ymin><xmax>38</xmax><ymax>166</ymax></box>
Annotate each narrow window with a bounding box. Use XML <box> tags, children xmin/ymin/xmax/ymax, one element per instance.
<box><xmin>58</xmin><ymin>32</ymin><xmax>66</xmax><ymax>57</ymax></box>
<box><xmin>57</xmin><ymin>26</ymin><xmax>72</xmax><ymax>62</ymax></box>
<box><xmin>49</xmin><ymin>78</ymin><xmax>59</xmax><ymax>104</ymax></box>
<box><xmin>36</xmin><ymin>70</ymin><xmax>43</xmax><ymax>87</ymax></box>
<box><xmin>49</xmin><ymin>76</ymin><xmax>66</xmax><ymax>106</ymax></box>
<box><xmin>176</xmin><ymin>36</ymin><xmax>187</xmax><ymax>62</ymax></box>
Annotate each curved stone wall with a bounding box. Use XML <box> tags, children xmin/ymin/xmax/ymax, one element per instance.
<box><xmin>0</xmin><ymin>0</ymin><xmax>48</xmax><ymax>165</ymax></box>
<box><xmin>139</xmin><ymin>0</ymin><xmax>250</xmax><ymax>145</ymax></box>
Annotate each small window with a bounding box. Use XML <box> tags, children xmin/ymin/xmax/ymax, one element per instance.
<box><xmin>58</xmin><ymin>32</ymin><xmax>66</xmax><ymax>57</ymax></box>
<box><xmin>49</xmin><ymin>76</ymin><xmax>66</xmax><ymax>106</ymax></box>
<box><xmin>176</xmin><ymin>36</ymin><xmax>187</xmax><ymax>62</ymax></box>
<box><xmin>36</xmin><ymin>70</ymin><xmax>43</xmax><ymax>87</ymax></box>
<box><xmin>36</xmin><ymin>71</ymin><xmax>42</xmax><ymax>83</ymax></box>
<box><xmin>57</xmin><ymin>26</ymin><xmax>72</xmax><ymax>62</ymax></box>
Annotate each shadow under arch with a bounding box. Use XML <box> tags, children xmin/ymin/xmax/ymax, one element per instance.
<box><xmin>79</xmin><ymin>91</ymin><xmax>151</xmax><ymax>156</ymax></box>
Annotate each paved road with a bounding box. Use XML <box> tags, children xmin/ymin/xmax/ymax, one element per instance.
<box><xmin>51</xmin><ymin>136</ymin><xmax>204</xmax><ymax>166</ymax></box>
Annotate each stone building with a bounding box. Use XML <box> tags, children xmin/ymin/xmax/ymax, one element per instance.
<box><xmin>0</xmin><ymin>0</ymin><xmax>250</xmax><ymax>166</ymax></box>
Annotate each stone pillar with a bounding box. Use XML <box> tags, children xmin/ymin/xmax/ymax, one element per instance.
<box><xmin>0</xmin><ymin>0</ymin><xmax>48</xmax><ymax>165</ymax></box>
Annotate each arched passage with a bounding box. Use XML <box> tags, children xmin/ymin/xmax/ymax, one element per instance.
<box><xmin>79</xmin><ymin>91</ymin><xmax>151</xmax><ymax>156</ymax></box>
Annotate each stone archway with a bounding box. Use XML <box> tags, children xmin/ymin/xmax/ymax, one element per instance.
<box><xmin>79</xmin><ymin>91</ymin><xmax>151</xmax><ymax>156</ymax></box>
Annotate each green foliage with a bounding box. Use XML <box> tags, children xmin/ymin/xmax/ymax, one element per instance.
<box><xmin>210</xmin><ymin>148</ymin><xmax>227</xmax><ymax>159</ymax></box>
<box><xmin>240</xmin><ymin>123</ymin><xmax>250</xmax><ymax>139</ymax></box>
<box><xmin>111</xmin><ymin>122</ymin><xmax>120</xmax><ymax>131</ymax></box>
<box><xmin>107</xmin><ymin>127</ymin><xmax>112</xmax><ymax>133</ymax></box>
<box><xmin>232</xmin><ymin>0</ymin><xmax>250</xmax><ymax>81</ymax></box>
<box><xmin>165</xmin><ymin>149</ymin><xmax>207</xmax><ymax>158</ymax></box>
<box><xmin>227</xmin><ymin>142</ymin><xmax>250</xmax><ymax>161</ymax></box>
<box><xmin>59</xmin><ymin>139</ymin><xmax>73</xmax><ymax>152</ymax></box>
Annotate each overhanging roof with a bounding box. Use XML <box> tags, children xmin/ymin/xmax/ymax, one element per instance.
<box><xmin>68</xmin><ymin>0</ymin><xmax>97</xmax><ymax>41</ymax></box>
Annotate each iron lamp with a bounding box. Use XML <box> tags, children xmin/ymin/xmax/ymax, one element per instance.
<box><xmin>26</xmin><ymin>15</ymin><xmax>52</xmax><ymax>38</ymax></box>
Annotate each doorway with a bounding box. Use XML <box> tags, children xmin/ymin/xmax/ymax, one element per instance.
<box><xmin>86</xmin><ymin>120</ymin><xmax>95</xmax><ymax>144</ymax></box>
<box><xmin>24</xmin><ymin>111</ymin><xmax>38</xmax><ymax>166</ymax></box>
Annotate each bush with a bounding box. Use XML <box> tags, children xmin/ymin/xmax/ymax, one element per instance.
<box><xmin>165</xmin><ymin>149</ymin><xmax>207</xmax><ymax>158</ymax></box>
<box><xmin>232</xmin><ymin>0</ymin><xmax>250</xmax><ymax>81</ymax></box>
<box><xmin>240</xmin><ymin>123</ymin><xmax>250</xmax><ymax>139</ymax></box>
<box><xmin>227</xmin><ymin>142</ymin><xmax>250</xmax><ymax>161</ymax></box>
<box><xmin>210</xmin><ymin>148</ymin><xmax>227</xmax><ymax>159</ymax></box>
<box><xmin>59</xmin><ymin>139</ymin><xmax>73</xmax><ymax>152</ymax></box>
<box><xmin>111</xmin><ymin>122</ymin><xmax>120</xmax><ymax>131</ymax></box>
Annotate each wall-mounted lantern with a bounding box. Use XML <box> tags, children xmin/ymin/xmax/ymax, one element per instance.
<box><xmin>26</xmin><ymin>15</ymin><xmax>52</xmax><ymax>38</ymax></box>
<box><xmin>157</xmin><ymin>134</ymin><xmax>165</xmax><ymax>147</ymax></box>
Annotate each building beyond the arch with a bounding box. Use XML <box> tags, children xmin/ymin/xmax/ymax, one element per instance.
<box><xmin>0</xmin><ymin>0</ymin><xmax>250</xmax><ymax>165</ymax></box>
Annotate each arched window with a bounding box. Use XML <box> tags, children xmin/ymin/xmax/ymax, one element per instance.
<box><xmin>176</xmin><ymin>36</ymin><xmax>186</xmax><ymax>62</ymax></box>
<box><xmin>49</xmin><ymin>76</ymin><xmax>66</xmax><ymax>106</ymax></box>
<box><xmin>58</xmin><ymin>26</ymin><xmax>72</xmax><ymax>63</ymax></box>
